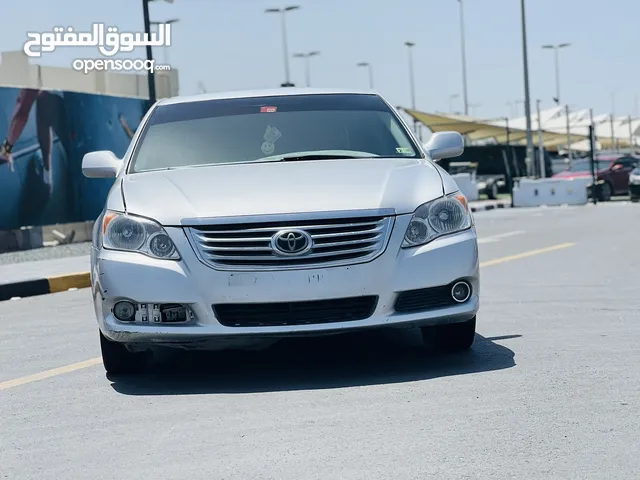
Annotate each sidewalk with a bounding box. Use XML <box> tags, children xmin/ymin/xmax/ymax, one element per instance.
<box><xmin>0</xmin><ymin>255</ymin><xmax>90</xmax><ymax>301</ymax></box>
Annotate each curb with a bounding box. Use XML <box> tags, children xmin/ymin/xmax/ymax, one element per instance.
<box><xmin>469</xmin><ymin>202</ymin><xmax>512</xmax><ymax>213</ymax></box>
<box><xmin>0</xmin><ymin>272</ymin><xmax>91</xmax><ymax>301</ymax></box>
<box><xmin>0</xmin><ymin>221</ymin><xmax>94</xmax><ymax>254</ymax></box>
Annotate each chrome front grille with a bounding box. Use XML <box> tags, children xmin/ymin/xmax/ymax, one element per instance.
<box><xmin>186</xmin><ymin>211</ymin><xmax>395</xmax><ymax>270</ymax></box>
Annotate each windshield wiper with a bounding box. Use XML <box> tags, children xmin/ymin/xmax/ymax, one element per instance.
<box><xmin>277</xmin><ymin>154</ymin><xmax>364</xmax><ymax>162</ymax></box>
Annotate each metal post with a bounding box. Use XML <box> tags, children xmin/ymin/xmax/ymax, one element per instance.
<box><xmin>142</xmin><ymin>0</ymin><xmax>156</xmax><ymax>106</ymax></box>
<box><xmin>589</xmin><ymin>119</ymin><xmax>597</xmax><ymax>205</ymax></box>
<box><xmin>457</xmin><ymin>0</ymin><xmax>469</xmax><ymax>116</ymax></box>
<box><xmin>611</xmin><ymin>92</ymin><xmax>616</xmax><ymax>151</ymax></box>
<box><xmin>610</xmin><ymin>114</ymin><xmax>615</xmax><ymax>152</ymax></box>
<box><xmin>266</xmin><ymin>6</ymin><xmax>299</xmax><ymax>87</ymax></box>
<box><xmin>565</xmin><ymin>104</ymin><xmax>572</xmax><ymax>162</ymax></box>
<box><xmin>281</xmin><ymin>12</ymin><xmax>291</xmax><ymax>85</ymax></box>
<box><xmin>629</xmin><ymin>115</ymin><xmax>633</xmax><ymax>150</ymax></box>
<box><xmin>554</xmin><ymin>48</ymin><xmax>560</xmax><ymax>104</ymax></box>
<box><xmin>405</xmin><ymin>42</ymin><xmax>418</xmax><ymax>136</ymax></box>
<box><xmin>304</xmin><ymin>56</ymin><xmax>310</xmax><ymax>87</ymax></box>
<box><xmin>537</xmin><ymin>100</ymin><xmax>545</xmax><ymax>178</ymax></box>
<box><xmin>519</xmin><ymin>0</ymin><xmax>534</xmax><ymax>177</ymax></box>
<box><xmin>357</xmin><ymin>62</ymin><xmax>374</xmax><ymax>89</ymax></box>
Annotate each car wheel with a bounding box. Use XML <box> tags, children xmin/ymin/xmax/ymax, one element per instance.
<box><xmin>421</xmin><ymin>316</ymin><xmax>476</xmax><ymax>352</ymax></box>
<box><xmin>99</xmin><ymin>331</ymin><xmax>151</xmax><ymax>375</ymax></box>
<box><xmin>599</xmin><ymin>182</ymin><xmax>612</xmax><ymax>201</ymax></box>
<box><xmin>487</xmin><ymin>183</ymin><xmax>498</xmax><ymax>200</ymax></box>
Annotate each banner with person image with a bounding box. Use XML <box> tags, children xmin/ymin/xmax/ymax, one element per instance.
<box><xmin>0</xmin><ymin>86</ymin><xmax>145</xmax><ymax>230</ymax></box>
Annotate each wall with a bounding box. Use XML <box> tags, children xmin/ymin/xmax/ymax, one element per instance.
<box><xmin>0</xmin><ymin>50</ymin><xmax>179</xmax><ymax>230</ymax></box>
<box><xmin>0</xmin><ymin>86</ymin><xmax>146</xmax><ymax>230</ymax></box>
<box><xmin>0</xmin><ymin>50</ymin><xmax>179</xmax><ymax>99</ymax></box>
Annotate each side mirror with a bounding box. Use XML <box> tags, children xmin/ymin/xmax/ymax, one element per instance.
<box><xmin>82</xmin><ymin>151</ymin><xmax>122</xmax><ymax>178</ymax></box>
<box><xmin>424</xmin><ymin>132</ymin><xmax>464</xmax><ymax>160</ymax></box>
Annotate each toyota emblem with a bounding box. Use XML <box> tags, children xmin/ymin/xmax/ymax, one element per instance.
<box><xmin>271</xmin><ymin>229</ymin><xmax>313</xmax><ymax>256</ymax></box>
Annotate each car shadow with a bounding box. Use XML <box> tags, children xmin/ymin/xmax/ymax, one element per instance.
<box><xmin>108</xmin><ymin>328</ymin><xmax>518</xmax><ymax>396</ymax></box>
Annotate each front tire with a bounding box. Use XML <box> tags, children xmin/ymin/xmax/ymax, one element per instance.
<box><xmin>421</xmin><ymin>316</ymin><xmax>476</xmax><ymax>352</ymax></box>
<box><xmin>99</xmin><ymin>331</ymin><xmax>151</xmax><ymax>375</ymax></box>
<box><xmin>599</xmin><ymin>182</ymin><xmax>613</xmax><ymax>201</ymax></box>
<box><xmin>486</xmin><ymin>183</ymin><xmax>498</xmax><ymax>200</ymax></box>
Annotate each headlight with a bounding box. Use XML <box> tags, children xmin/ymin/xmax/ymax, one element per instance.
<box><xmin>102</xmin><ymin>211</ymin><xmax>180</xmax><ymax>260</ymax></box>
<box><xmin>402</xmin><ymin>192</ymin><xmax>473</xmax><ymax>248</ymax></box>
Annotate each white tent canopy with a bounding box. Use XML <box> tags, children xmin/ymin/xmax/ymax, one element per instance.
<box><xmin>492</xmin><ymin>105</ymin><xmax>640</xmax><ymax>149</ymax></box>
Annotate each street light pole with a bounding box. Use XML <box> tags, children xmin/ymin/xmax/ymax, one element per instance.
<box><xmin>357</xmin><ymin>62</ymin><xmax>374</xmax><ymax>89</ymax></box>
<box><xmin>542</xmin><ymin>43</ymin><xmax>571</xmax><ymax>104</ymax></box>
<box><xmin>266</xmin><ymin>6</ymin><xmax>300</xmax><ymax>87</ymax></box>
<box><xmin>293</xmin><ymin>51</ymin><xmax>319</xmax><ymax>87</ymax></box>
<box><xmin>405</xmin><ymin>41</ymin><xmax>418</xmax><ymax>136</ymax></box>
<box><xmin>519</xmin><ymin>0</ymin><xmax>534</xmax><ymax>177</ymax></box>
<box><xmin>142</xmin><ymin>0</ymin><xmax>156</xmax><ymax>105</ymax></box>
<box><xmin>457</xmin><ymin>0</ymin><xmax>469</xmax><ymax>116</ymax></box>
<box><xmin>144</xmin><ymin>0</ymin><xmax>175</xmax><ymax>107</ymax></box>
<box><xmin>449</xmin><ymin>94</ymin><xmax>460</xmax><ymax>113</ymax></box>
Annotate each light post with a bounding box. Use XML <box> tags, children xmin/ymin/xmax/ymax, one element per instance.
<box><xmin>144</xmin><ymin>0</ymin><xmax>175</xmax><ymax>107</ymax></box>
<box><xmin>293</xmin><ymin>51</ymin><xmax>319</xmax><ymax>87</ymax></box>
<box><xmin>265</xmin><ymin>6</ymin><xmax>300</xmax><ymax>87</ymax></box>
<box><xmin>449</xmin><ymin>94</ymin><xmax>460</xmax><ymax>113</ymax></box>
<box><xmin>541</xmin><ymin>43</ymin><xmax>571</xmax><ymax>105</ymax></box>
<box><xmin>357</xmin><ymin>62</ymin><xmax>374</xmax><ymax>89</ymax></box>
<box><xmin>405</xmin><ymin>41</ymin><xmax>418</xmax><ymax>136</ymax></box>
<box><xmin>150</xmin><ymin>18</ymin><xmax>179</xmax><ymax>64</ymax></box>
<box><xmin>519</xmin><ymin>0</ymin><xmax>534</xmax><ymax>177</ymax></box>
<box><xmin>456</xmin><ymin>0</ymin><xmax>469</xmax><ymax>115</ymax></box>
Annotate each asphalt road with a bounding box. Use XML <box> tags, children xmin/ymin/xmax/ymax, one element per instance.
<box><xmin>1</xmin><ymin>203</ymin><xmax>639</xmax><ymax>479</ymax></box>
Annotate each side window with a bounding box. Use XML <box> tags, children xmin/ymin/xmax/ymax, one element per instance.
<box><xmin>616</xmin><ymin>157</ymin><xmax>637</xmax><ymax>169</ymax></box>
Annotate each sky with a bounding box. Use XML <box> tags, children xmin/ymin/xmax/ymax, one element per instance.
<box><xmin>2</xmin><ymin>0</ymin><xmax>639</xmax><ymax>121</ymax></box>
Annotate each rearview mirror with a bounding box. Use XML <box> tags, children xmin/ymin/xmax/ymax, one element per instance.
<box><xmin>424</xmin><ymin>132</ymin><xmax>464</xmax><ymax>160</ymax></box>
<box><xmin>82</xmin><ymin>151</ymin><xmax>122</xmax><ymax>178</ymax></box>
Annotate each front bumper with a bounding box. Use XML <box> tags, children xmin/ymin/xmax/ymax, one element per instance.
<box><xmin>92</xmin><ymin>214</ymin><xmax>479</xmax><ymax>347</ymax></box>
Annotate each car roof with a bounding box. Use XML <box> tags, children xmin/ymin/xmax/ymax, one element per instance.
<box><xmin>158</xmin><ymin>88</ymin><xmax>379</xmax><ymax>106</ymax></box>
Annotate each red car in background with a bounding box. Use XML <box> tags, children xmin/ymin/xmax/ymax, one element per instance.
<box><xmin>552</xmin><ymin>155</ymin><xmax>640</xmax><ymax>200</ymax></box>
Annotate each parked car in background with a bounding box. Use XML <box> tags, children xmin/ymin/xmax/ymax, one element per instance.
<box><xmin>437</xmin><ymin>144</ymin><xmax>553</xmax><ymax>199</ymax></box>
<box><xmin>552</xmin><ymin>155</ymin><xmax>639</xmax><ymax>201</ymax></box>
<box><xmin>629</xmin><ymin>165</ymin><xmax>640</xmax><ymax>202</ymax></box>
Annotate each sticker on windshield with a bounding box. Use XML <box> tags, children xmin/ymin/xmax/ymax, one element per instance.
<box><xmin>261</xmin><ymin>106</ymin><xmax>278</xmax><ymax>113</ymax></box>
<box><xmin>261</xmin><ymin>125</ymin><xmax>282</xmax><ymax>155</ymax></box>
<box><xmin>396</xmin><ymin>147</ymin><xmax>414</xmax><ymax>155</ymax></box>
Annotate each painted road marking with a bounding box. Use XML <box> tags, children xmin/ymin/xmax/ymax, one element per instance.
<box><xmin>0</xmin><ymin>358</ymin><xmax>102</xmax><ymax>391</ymax></box>
<box><xmin>479</xmin><ymin>242</ymin><xmax>575</xmax><ymax>268</ymax></box>
<box><xmin>0</xmin><ymin>242</ymin><xmax>577</xmax><ymax>391</ymax></box>
<box><xmin>477</xmin><ymin>230</ymin><xmax>525</xmax><ymax>244</ymax></box>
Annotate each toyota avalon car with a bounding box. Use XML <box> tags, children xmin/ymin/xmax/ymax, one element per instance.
<box><xmin>83</xmin><ymin>88</ymin><xmax>479</xmax><ymax>374</ymax></box>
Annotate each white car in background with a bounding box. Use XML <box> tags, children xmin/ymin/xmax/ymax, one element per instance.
<box><xmin>83</xmin><ymin>88</ymin><xmax>479</xmax><ymax>375</ymax></box>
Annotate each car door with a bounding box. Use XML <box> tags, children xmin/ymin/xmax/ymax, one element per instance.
<box><xmin>611</xmin><ymin>157</ymin><xmax>639</xmax><ymax>193</ymax></box>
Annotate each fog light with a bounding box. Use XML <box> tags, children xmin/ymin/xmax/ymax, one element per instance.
<box><xmin>113</xmin><ymin>301</ymin><xmax>136</xmax><ymax>321</ymax></box>
<box><xmin>451</xmin><ymin>281</ymin><xmax>471</xmax><ymax>303</ymax></box>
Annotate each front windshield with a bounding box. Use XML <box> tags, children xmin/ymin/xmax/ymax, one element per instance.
<box><xmin>567</xmin><ymin>159</ymin><xmax>613</xmax><ymax>172</ymax></box>
<box><xmin>130</xmin><ymin>93</ymin><xmax>421</xmax><ymax>172</ymax></box>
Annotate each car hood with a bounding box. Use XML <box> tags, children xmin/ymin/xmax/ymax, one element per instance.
<box><xmin>121</xmin><ymin>158</ymin><xmax>445</xmax><ymax>225</ymax></box>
